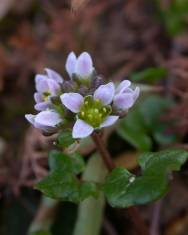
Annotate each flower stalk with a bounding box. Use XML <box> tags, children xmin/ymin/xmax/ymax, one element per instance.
<box><xmin>91</xmin><ymin>132</ymin><xmax>115</xmax><ymax>171</ymax></box>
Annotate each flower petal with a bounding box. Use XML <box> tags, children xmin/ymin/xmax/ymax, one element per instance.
<box><xmin>75</xmin><ymin>52</ymin><xmax>93</xmax><ymax>78</ymax></box>
<box><xmin>25</xmin><ymin>114</ymin><xmax>44</xmax><ymax>130</ymax></box>
<box><xmin>94</xmin><ymin>82</ymin><xmax>115</xmax><ymax>105</ymax></box>
<box><xmin>34</xmin><ymin>101</ymin><xmax>50</xmax><ymax>111</ymax></box>
<box><xmin>113</xmin><ymin>93</ymin><xmax>134</xmax><ymax>110</ymax></box>
<box><xmin>100</xmin><ymin>115</ymin><xmax>119</xmax><ymax>128</ymax></box>
<box><xmin>36</xmin><ymin>79</ymin><xmax>49</xmax><ymax>93</ymax></box>
<box><xmin>47</xmin><ymin>79</ymin><xmax>60</xmax><ymax>95</ymax></box>
<box><xmin>34</xmin><ymin>92</ymin><xmax>42</xmax><ymax>103</ymax></box>
<box><xmin>35</xmin><ymin>110</ymin><xmax>62</xmax><ymax>127</ymax></box>
<box><xmin>116</xmin><ymin>80</ymin><xmax>131</xmax><ymax>94</ymax></box>
<box><xmin>65</xmin><ymin>52</ymin><xmax>77</xmax><ymax>78</ymax></box>
<box><xmin>45</xmin><ymin>68</ymin><xmax>63</xmax><ymax>83</ymax></box>
<box><xmin>25</xmin><ymin>114</ymin><xmax>35</xmax><ymax>126</ymax></box>
<box><xmin>72</xmin><ymin>119</ymin><xmax>94</xmax><ymax>139</ymax></box>
<box><xmin>35</xmin><ymin>74</ymin><xmax>46</xmax><ymax>84</ymax></box>
<box><xmin>133</xmin><ymin>87</ymin><xmax>140</xmax><ymax>101</ymax></box>
<box><xmin>60</xmin><ymin>93</ymin><xmax>84</xmax><ymax>113</ymax></box>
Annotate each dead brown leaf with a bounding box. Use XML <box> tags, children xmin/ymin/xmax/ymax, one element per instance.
<box><xmin>165</xmin><ymin>212</ymin><xmax>188</xmax><ymax>235</ymax></box>
<box><xmin>71</xmin><ymin>0</ymin><xmax>90</xmax><ymax>12</ymax></box>
<box><xmin>115</xmin><ymin>152</ymin><xmax>138</xmax><ymax>170</ymax></box>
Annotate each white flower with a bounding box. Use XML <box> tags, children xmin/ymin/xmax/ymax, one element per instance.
<box><xmin>34</xmin><ymin>68</ymin><xmax>63</xmax><ymax>111</ymax></box>
<box><xmin>25</xmin><ymin>110</ymin><xmax>62</xmax><ymax>133</ymax></box>
<box><xmin>113</xmin><ymin>80</ymin><xmax>140</xmax><ymax>110</ymax></box>
<box><xmin>60</xmin><ymin>82</ymin><xmax>118</xmax><ymax>139</ymax></box>
<box><xmin>65</xmin><ymin>52</ymin><xmax>94</xmax><ymax>79</ymax></box>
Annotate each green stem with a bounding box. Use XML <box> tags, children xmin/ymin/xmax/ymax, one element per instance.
<box><xmin>73</xmin><ymin>154</ymin><xmax>108</xmax><ymax>235</ymax></box>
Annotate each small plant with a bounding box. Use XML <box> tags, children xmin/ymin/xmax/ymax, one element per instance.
<box><xmin>25</xmin><ymin>52</ymin><xmax>188</xmax><ymax>235</ymax></box>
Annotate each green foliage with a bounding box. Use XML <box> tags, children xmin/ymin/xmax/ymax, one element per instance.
<box><xmin>36</xmin><ymin>151</ymin><xmax>98</xmax><ymax>203</ymax></box>
<box><xmin>36</xmin><ymin>147</ymin><xmax>187</xmax><ymax>207</ymax></box>
<box><xmin>37</xmin><ymin>170</ymin><xmax>97</xmax><ymax>202</ymax></box>
<box><xmin>130</xmin><ymin>67</ymin><xmax>167</xmax><ymax>83</ymax></box>
<box><xmin>103</xmin><ymin>149</ymin><xmax>188</xmax><ymax>207</ymax></box>
<box><xmin>57</xmin><ymin>130</ymin><xmax>75</xmax><ymax>148</ymax></box>
<box><xmin>157</xmin><ymin>0</ymin><xmax>188</xmax><ymax>36</ymax></box>
<box><xmin>117</xmin><ymin>108</ymin><xmax>152</xmax><ymax>151</ymax></box>
<box><xmin>49</xmin><ymin>150</ymin><xmax>85</xmax><ymax>174</ymax></box>
<box><xmin>31</xmin><ymin>231</ymin><xmax>51</xmax><ymax>235</ymax></box>
<box><xmin>117</xmin><ymin>95</ymin><xmax>176</xmax><ymax>151</ymax></box>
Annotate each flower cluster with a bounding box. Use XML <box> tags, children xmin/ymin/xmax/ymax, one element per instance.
<box><xmin>25</xmin><ymin>52</ymin><xmax>140</xmax><ymax>139</ymax></box>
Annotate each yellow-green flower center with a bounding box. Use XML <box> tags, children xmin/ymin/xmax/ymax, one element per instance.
<box><xmin>43</xmin><ymin>91</ymin><xmax>51</xmax><ymax>101</ymax></box>
<box><xmin>78</xmin><ymin>96</ymin><xmax>111</xmax><ymax>128</ymax></box>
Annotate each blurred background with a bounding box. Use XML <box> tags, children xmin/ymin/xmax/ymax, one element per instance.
<box><xmin>1</xmin><ymin>0</ymin><xmax>188</xmax><ymax>234</ymax></box>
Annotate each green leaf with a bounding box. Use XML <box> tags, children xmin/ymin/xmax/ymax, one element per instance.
<box><xmin>139</xmin><ymin>149</ymin><xmax>188</xmax><ymax>173</ymax></box>
<box><xmin>57</xmin><ymin>130</ymin><xmax>75</xmax><ymax>148</ymax></box>
<box><xmin>157</xmin><ymin>0</ymin><xmax>188</xmax><ymax>36</ymax></box>
<box><xmin>37</xmin><ymin>151</ymin><xmax>98</xmax><ymax>203</ymax></box>
<box><xmin>110</xmin><ymin>173</ymin><xmax>168</xmax><ymax>207</ymax></box>
<box><xmin>37</xmin><ymin>150</ymin><xmax>99</xmax><ymax>203</ymax></box>
<box><xmin>49</xmin><ymin>150</ymin><xmax>85</xmax><ymax>175</ymax></box>
<box><xmin>130</xmin><ymin>67</ymin><xmax>167</xmax><ymax>83</ymax></box>
<box><xmin>103</xmin><ymin>149</ymin><xmax>188</xmax><ymax>207</ymax></box>
<box><xmin>140</xmin><ymin>96</ymin><xmax>176</xmax><ymax>145</ymax></box>
<box><xmin>102</xmin><ymin>167</ymin><xmax>135</xmax><ymax>207</ymax></box>
<box><xmin>36</xmin><ymin>170</ymin><xmax>79</xmax><ymax>202</ymax></box>
<box><xmin>139</xmin><ymin>95</ymin><xmax>173</xmax><ymax>131</ymax></box>
<box><xmin>117</xmin><ymin>95</ymin><xmax>176</xmax><ymax>150</ymax></box>
<box><xmin>153</xmin><ymin>124</ymin><xmax>177</xmax><ymax>145</ymax></box>
<box><xmin>117</xmin><ymin>109</ymin><xmax>152</xmax><ymax>151</ymax></box>
<box><xmin>36</xmin><ymin>169</ymin><xmax>98</xmax><ymax>203</ymax></box>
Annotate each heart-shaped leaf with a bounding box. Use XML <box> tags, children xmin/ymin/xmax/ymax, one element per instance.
<box><xmin>103</xmin><ymin>149</ymin><xmax>188</xmax><ymax>207</ymax></box>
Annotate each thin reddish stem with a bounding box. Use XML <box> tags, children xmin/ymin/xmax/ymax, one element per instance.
<box><xmin>92</xmin><ymin>132</ymin><xmax>115</xmax><ymax>171</ymax></box>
